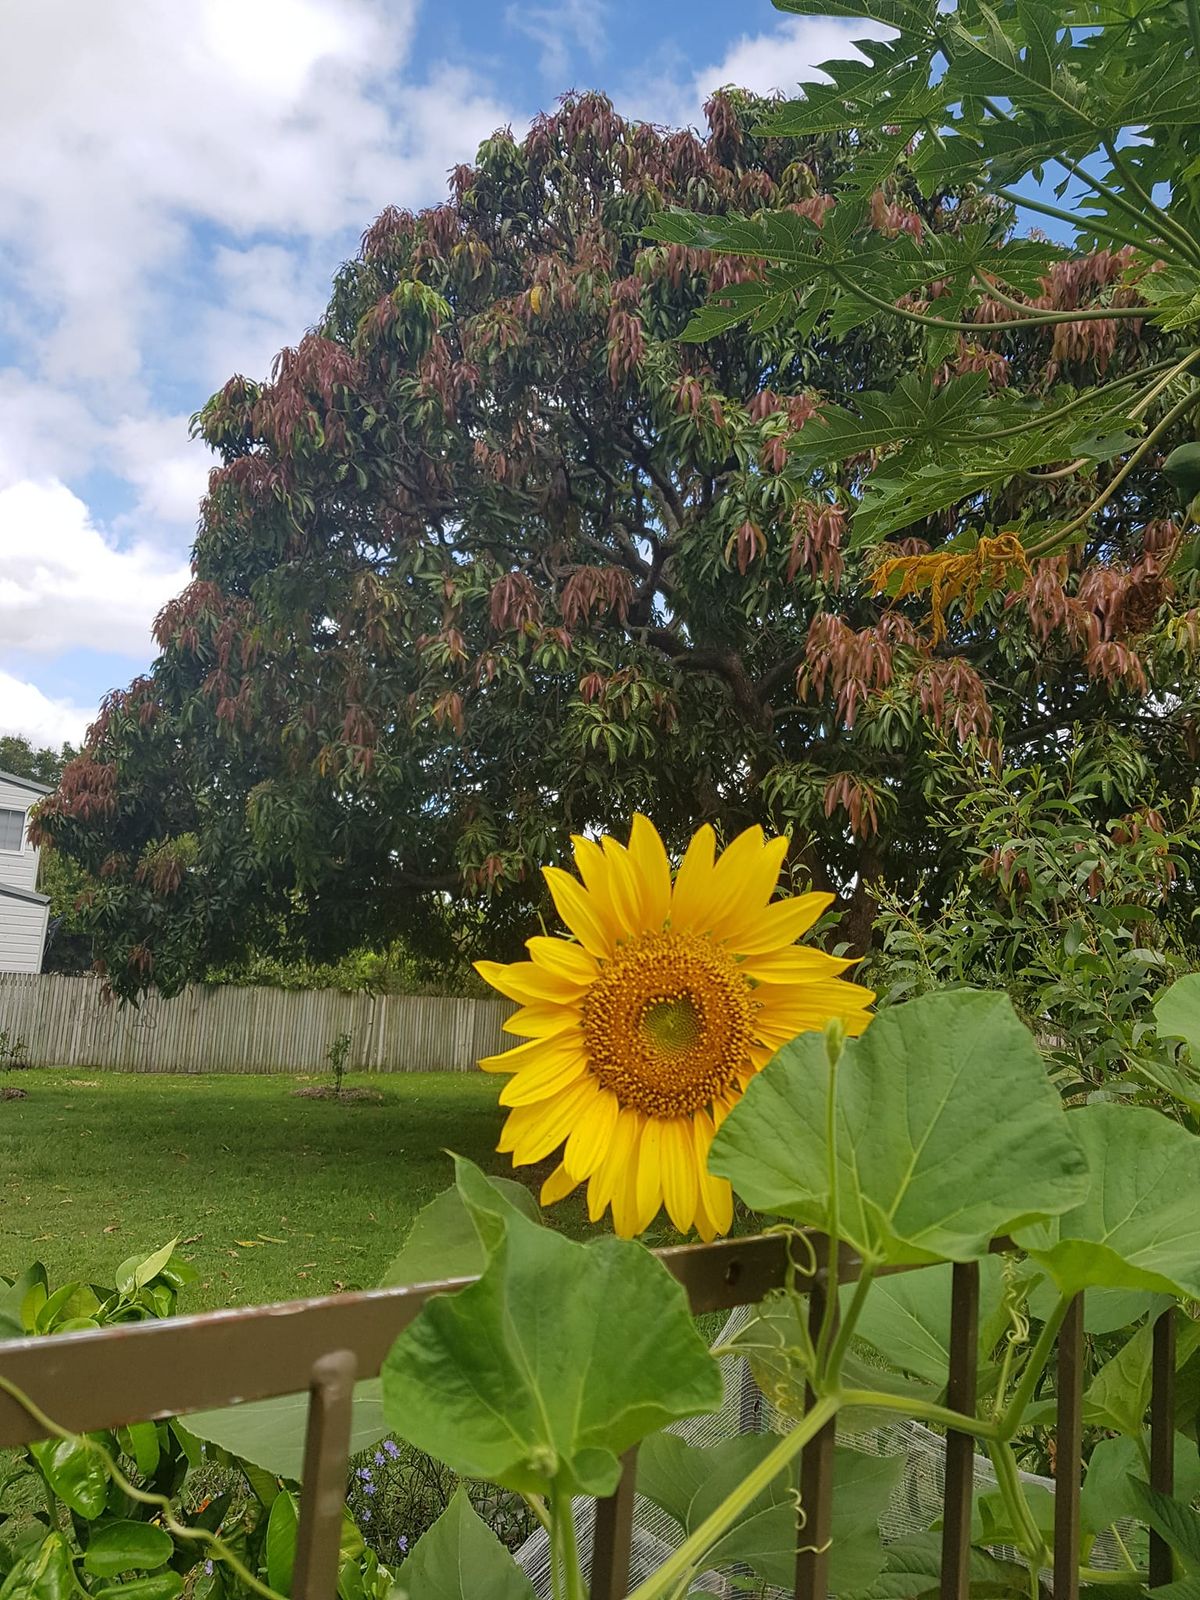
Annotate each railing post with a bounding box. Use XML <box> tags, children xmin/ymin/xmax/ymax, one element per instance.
<box><xmin>1149</xmin><ymin>1308</ymin><xmax>1177</xmax><ymax>1588</ymax></box>
<box><xmin>940</xmin><ymin>1261</ymin><xmax>980</xmax><ymax>1600</ymax></box>
<box><xmin>292</xmin><ymin>1350</ymin><xmax>358</xmax><ymax>1600</ymax></box>
<box><xmin>591</xmin><ymin>1448</ymin><xmax>637</xmax><ymax>1600</ymax></box>
<box><xmin>796</xmin><ymin>1250</ymin><xmax>836</xmax><ymax>1600</ymax></box>
<box><xmin>1053</xmin><ymin>1294</ymin><xmax>1084</xmax><ymax>1600</ymax></box>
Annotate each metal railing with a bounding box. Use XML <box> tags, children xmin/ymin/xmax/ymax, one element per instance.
<box><xmin>0</xmin><ymin>1234</ymin><xmax>1178</xmax><ymax>1600</ymax></box>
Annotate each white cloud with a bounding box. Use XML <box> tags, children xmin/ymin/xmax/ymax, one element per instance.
<box><xmin>623</xmin><ymin>15</ymin><xmax>892</xmax><ymax>130</ymax></box>
<box><xmin>0</xmin><ymin>480</ymin><xmax>190</xmax><ymax>658</ymax></box>
<box><xmin>505</xmin><ymin>0</ymin><xmax>608</xmax><ymax>84</ymax></box>
<box><xmin>109</xmin><ymin>416</ymin><xmax>212</xmax><ymax>532</ymax></box>
<box><xmin>0</xmin><ymin>672</ymin><xmax>91</xmax><ymax>747</ymax></box>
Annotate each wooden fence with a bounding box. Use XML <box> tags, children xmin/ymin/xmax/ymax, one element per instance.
<box><xmin>0</xmin><ymin>973</ymin><xmax>514</xmax><ymax>1074</ymax></box>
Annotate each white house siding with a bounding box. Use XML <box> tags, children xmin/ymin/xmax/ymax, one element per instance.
<box><xmin>0</xmin><ymin>889</ymin><xmax>49</xmax><ymax>974</ymax></box>
<box><xmin>0</xmin><ymin>771</ymin><xmax>51</xmax><ymax>971</ymax></box>
<box><xmin>0</xmin><ymin>772</ymin><xmax>44</xmax><ymax>897</ymax></box>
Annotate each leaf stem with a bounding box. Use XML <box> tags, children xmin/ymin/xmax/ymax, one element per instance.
<box><xmin>816</xmin><ymin>1021</ymin><xmax>845</xmax><ymax>1371</ymax></box>
<box><xmin>1100</xmin><ymin>140</ymin><xmax>1200</xmax><ymax>267</ymax></box>
<box><xmin>997</xmin><ymin>1295</ymin><xmax>1070</xmax><ymax>1439</ymax></box>
<box><xmin>939</xmin><ymin>358</ymin><xmax>1180</xmax><ymax>444</ymax></box>
<box><xmin>837</xmin><ymin>1388</ymin><xmax>999</xmax><ymax>1442</ymax></box>
<box><xmin>993</xmin><ymin>186</ymin><xmax>1155</xmax><ymax>256</ymax></box>
<box><xmin>830</xmin><ymin>264</ymin><xmax>1145</xmax><ymax>335</ymax></box>
<box><xmin>823</xmin><ymin>1264</ymin><xmax>876</xmax><ymax>1383</ymax></box>
<box><xmin>624</xmin><ymin>1396</ymin><xmax>841</xmax><ymax>1600</ymax></box>
<box><xmin>1027</xmin><ymin>385</ymin><xmax>1200</xmax><ymax>559</ymax></box>
<box><xmin>988</xmin><ymin>1437</ymin><xmax>1049</xmax><ymax>1567</ymax></box>
<box><xmin>554</xmin><ymin>1484</ymin><xmax>586</xmax><ymax>1600</ymax></box>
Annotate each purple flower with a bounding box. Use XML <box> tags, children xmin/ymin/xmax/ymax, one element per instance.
<box><xmin>363</xmin><ymin>1480</ymin><xmax>376</xmax><ymax>1496</ymax></box>
<box><xmin>383</xmin><ymin>1440</ymin><xmax>400</xmax><ymax>1459</ymax></box>
<box><xmin>357</xmin><ymin>1467</ymin><xmax>372</xmax><ymax>1483</ymax></box>
<box><xmin>361</xmin><ymin>1509</ymin><xmax>372</xmax><ymax>1523</ymax></box>
<box><xmin>397</xmin><ymin>1535</ymin><xmax>409</xmax><ymax>1555</ymax></box>
<box><xmin>203</xmin><ymin>1561</ymin><xmax>214</xmax><ymax>1576</ymax></box>
<box><xmin>373</xmin><ymin>1450</ymin><xmax>385</xmax><ymax>1466</ymax></box>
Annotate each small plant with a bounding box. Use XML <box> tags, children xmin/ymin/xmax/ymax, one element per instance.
<box><xmin>328</xmin><ymin>1030</ymin><xmax>352</xmax><ymax>1097</ymax></box>
<box><xmin>0</xmin><ymin>1028</ymin><xmax>28</xmax><ymax>1070</ymax></box>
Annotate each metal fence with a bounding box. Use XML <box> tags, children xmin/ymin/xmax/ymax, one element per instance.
<box><xmin>0</xmin><ymin>973</ymin><xmax>513</xmax><ymax>1073</ymax></box>
<box><xmin>0</xmin><ymin>1232</ymin><xmax>1177</xmax><ymax>1600</ymax></box>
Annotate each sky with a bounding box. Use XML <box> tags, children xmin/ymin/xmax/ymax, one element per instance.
<box><xmin>0</xmin><ymin>0</ymin><xmax>897</xmax><ymax>749</ymax></box>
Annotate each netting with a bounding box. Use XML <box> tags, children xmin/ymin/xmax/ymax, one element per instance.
<box><xmin>514</xmin><ymin>1304</ymin><xmax>1130</xmax><ymax>1596</ymax></box>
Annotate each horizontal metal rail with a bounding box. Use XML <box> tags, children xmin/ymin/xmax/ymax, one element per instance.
<box><xmin>0</xmin><ymin>1234</ymin><xmax>1178</xmax><ymax>1600</ymax></box>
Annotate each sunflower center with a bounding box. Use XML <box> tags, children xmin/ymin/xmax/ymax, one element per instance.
<box><xmin>581</xmin><ymin>929</ymin><xmax>754</xmax><ymax>1118</ymax></box>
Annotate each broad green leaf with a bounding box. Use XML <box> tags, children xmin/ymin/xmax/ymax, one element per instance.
<box><xmin>638</xmin><ymin>1432</ymin><xmax>902</xmax><ymax>1592</ymax></box>
<box><xmin>1082</xmin><ymin>1434</ymin><xmax>1200</xmax><ymax>1536</ymax></box>
<box><xmin>115</xmin><ymin>1241</ymin><xmax>177</xmax><ymax>1297</ymax></box>
<box><xmin>29</xmin><ymin>1437</ymin><xmax>108</xmax><ymax>1519</ymax></box>
<box><xmin>1155</xmin><ymin>975</ymin><xmax>1200</xmax><ymax>1060</ymax></box>
<box><xmin>379</xmin><ymin>1173</ymin><xmax>540</xmax><ymax>1288</ymax></box>
<box><xmin>266</xmin><ymin>1491</ymin><xmax>299</xmax><ymax>1595</ymax></box>
<box><xmin>187</xmin><ymin>1379</ymin><xmax>388</xmax><ymax>1481</ymax></box>
<box><xmin>117</xmin><ymin>1420</ymin><xmax>162</xmax><ymax>1479</ymax></box>
<box><xmin>390</xmin><ymin>1488</ymin><xmax>535</xmax><ymax>1600</ymax></box>
<box><xmin>1130</xmin><ymin>1480</ymin><xmax>1200</xmax><ymax>1569</ymax></box>
<box><xmin>381</xmin><ymin>1158</ymin><xmax>722</xmax><ymax>1497</ymax></box>
<box><xmin>1084</xmin><ymin>1311</ymin><xmax>1200</xmax><ymax>1440</ymax></box>
<box><xmin>710</xmin><ymin>991</ymin><xmax>1089</xmax><ymax>1266</ymax></box>
<box><xmin>853</xmin><ymin>1532</ymin><xmax>1029</xmax><ymax>1599</ymax></box>
<box><xmin>92</xmin><ymin>1577</ymin><xmax>183</xmax><ymax>1600</ymax></box>
<box><xmin>82</xmin><ymin>1521</ymin><xmax>173</xmax><ymax>1578</ymax></box>
<box><xmin>973</xmin><ymin>1483</ymin><xmax>1057</xmax><ymax>1550</ymax></box>
<box><xmin>1015</xmin><ymin>1104</ymin><xmax>1200</xmax><ymax>1297</ymax></box>
<box><xmin>1</xmin><ymin>1533</ymin><xmax>74</xmax><ymax>1600</ymax></box>
<box><xmin>845</xmin><ymin>1256</ymin><xmax>1008</xmax><ymax>1391</ymax></box>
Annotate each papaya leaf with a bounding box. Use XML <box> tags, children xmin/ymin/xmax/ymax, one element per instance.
<box><xmin>710</xmin><ymin>990</ymin><xmax>1089</xmax><ymax>1266</ymax></box>
<box><xmin>381</xmin><ymin>1158</ymin><xmax>722</xmax><ymax>1497</ymax></box>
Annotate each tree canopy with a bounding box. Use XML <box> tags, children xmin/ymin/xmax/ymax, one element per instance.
<box><xmin>33</xmin><ymin>78</ymin><xmax>1200</xmax><ymax>998</ymax></box>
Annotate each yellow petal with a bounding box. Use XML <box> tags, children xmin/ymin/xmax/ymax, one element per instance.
<box><xmin>669</xmin><ymin>824</ymin><xmax>717</xmax><ymax>931</ymax></box>
<box><xmin>610</xmin><ymin>1155</ymin><xmax>641</xmax><ymax>1238</ymax></box>
<box><xmin>526</xmin><ymin>936</ymin><xmax>599</xmax><ymax>984</ymax></box>
<box><xmin>753</xmin><ymin>978</ymin><xmax>876</xmax><ymax>1047</ymax></box>
<box><xmin>540</xmin><ymin>1163</ymin><xmax>580</xmax><ymax>1205</ymax></box>
<box><xmin>564</xmin><ymin>1086</ymin><xmax>621</xmax><ymax>1181</ymax></box>
<box><xmin>741</xmin><ymin>947</ymin><xmax>856</xmax><ymax>985</ymax></box>
<box><xmin>498</xmin><ymin>1052</ymin><xmax>587</xmax><ymax>1106</ymax></box>
<box><xmin>479</xmin><ymin>1032</ymin><xmax>583</xmax><ymax>1074</ymax></box>
<box><xmin>588</xmin><ymin>1108</ymin><xmax>641</xmax><ymax>1223</ymax></box>
<box><xmin>706</xmin><ymin>830</ymin><xmax>789</xmax><ymax>945</ymax></box>
<box><xmin>660</xmin><ymin>1118</ymin><xmax>699</xmax><ymax>1234</ymax></box>
<box><xmin>502</xmin><ymin>1005</ymin><xmax>583</xmax><ymax>1038</ymax></box>
<box><xmin>732</xmin><ymin>893</ymin><xmax>834</xmax><ymax>956</ymax></box>
<box><xmin>635</xmin><ymin>1120</ymin><xmax>664</xmax><ymax>1232</ymax></box>
<box><xmin>628</xmin><ymin>813</ymin><xmax>671</xmax><ymax>928</ymax></box>
<box><xmin>571</xmin><ymin>836</ymin><xmax>625</xmax><ymax>940</ymax></box>
<box><xmin>498</xmin><ymin>1078</ymin><xmax>598</xmax><ymax>1163</ymax></box>
<box><xmin>474</xmin><ymin>958</ymin><xmax>590</xmax><ymax>1005</ymax></box>
<box><xmin>699</xmin><ymin>1169</ymin><xmax>734</xmax><ymax>1236</ymax></box>
<box><xmin>542</xmin><ymin>866</ymin><xmax>613</xmax><ymax>958</ymax></box>
<box><xmin>599</xmin><ymin>836</ymin><xmax>644</xmax><ymax>938</ymax></box>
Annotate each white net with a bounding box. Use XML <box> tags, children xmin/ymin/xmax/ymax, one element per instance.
<box><xmin>514</xmin><ymin>1304</ymin><xmax>1130</xmax><ymax>1596</ymax></box>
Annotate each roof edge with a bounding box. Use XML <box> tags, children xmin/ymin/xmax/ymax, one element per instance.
<box><xmin>0</xmin><ymin>769</ymin><xmax>53</xmax><ymax>796</ymax></box>
<box><xmin>0</xmin><ymin>882</ymin><xmax>50</xmax><ymax>906</ymax></box>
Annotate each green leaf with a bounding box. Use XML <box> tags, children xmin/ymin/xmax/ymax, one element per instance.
<box><xmin>381</xmin><ymin>1158</ymin><xmax>722</xmax><ymax>1496</ymax></box>
<box><xmin>266</xmin><ymin>1491</ymin><xmax>299</xmax><ymax>1596</ymax></box>
<box><xmin>391</xmin><ymin>1488</ymin><xmax>535</xmax><ymax>1600</ymax></box>
<box><xmin>1015</xmin><ymin>1103</ymin><xmax>1200</xmax><ymax>1297</ymax></box>
<box><xmin>710</xmin><ymin>991</ymin><xmax>1089</xmax><ymax>1266</ymax></box>
<box><xmin>187</xmin><ymin>1380</ymin><xmax>388</xmax><ymax>1481</ymax></box>
<box><xmin>1084</xmin><ymin>1311</ymin><xmax>1200</xmax><ymax>1439</ymax></box>
<box><xmin>1130</xmin><ymin>1479</ymin><xmax>1200</xmax><ymax>1569</ymax></box>
<box><xmin>845</xmin><ymin>1256</ymin><xmax>1008</xmax><ymax>1391</ymax></box>
<box><xmin>1155</xmin><ymin>975</ymin><xmax>1200</xmax><ymax>1060</ymax></box>
<box><xmin>855</xmin><ymin>1532</ymin><xmax>1029</xmax><ymax>1599</ymax></box>
<box><xmin>1082</xmin><ymin>1433</ymin><xmax>1200</xmax><ymax>1536</ymax></box>
<box><xmin>29</xmin><ymin>1438</ymin><xmax>108</xmax><ymax>1519</ymax></box>
<box><xmin>379</xmin><ymin>1173</ymin><xmax>540</xmax><ymax>1288</ymax></box>
<box><xmin>115</xmin><ymin>1242</ymin><xmax>178</xmax><ymax>1297</ymax></box>
<box><xmin>638</xmin><ymin>1432</ymin><xmax>902</xmax><ymax>1592</ymax></box>
<box><xmin>83</xmin><ymin>1521</ymin><xmax>173</xmax><ymax>1578</ymax></box>
<box><xmin>92</xmin><ymin>1576</ymin><xmax>184</xmax><ymax>1600</ymax></box>
<box><xmin>2</xmin><ymin>1533</ymin><xmax>74</xmax><ymax>1600</ymax></box>
<box><xmin>117</xmin><ymin>1422</ymin><xmax>161</xmax><ymax>1479</ymax></box>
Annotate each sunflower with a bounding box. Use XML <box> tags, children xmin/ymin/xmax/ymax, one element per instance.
<box><xmin>474</xmin><ymin>816</ymin><xmax>874</xmax><ymax>1240</ymax></box>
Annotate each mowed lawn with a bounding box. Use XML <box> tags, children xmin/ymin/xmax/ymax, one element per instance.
<box><xmin>0</xmin><ymin>1070</ymin><xmax>592</xmax><ymax>1311</ymax></box>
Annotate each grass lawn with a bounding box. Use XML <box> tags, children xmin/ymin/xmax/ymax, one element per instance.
<box><xmin>0</xmin><ymin>1070</ymin><xmax>595</xmax><ymax>1311</ymax></box>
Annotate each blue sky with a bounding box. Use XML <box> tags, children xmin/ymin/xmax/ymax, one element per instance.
<box><xmin>0</xmin><ymin>0</ymin><xmax>914</xmax><ymax>746</ymax></box>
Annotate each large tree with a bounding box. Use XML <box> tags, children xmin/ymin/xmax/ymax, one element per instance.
<box><xmin>34</xmin><ymin>87</ymin><xmax>1200</xmax><ymax>997</ymax></box>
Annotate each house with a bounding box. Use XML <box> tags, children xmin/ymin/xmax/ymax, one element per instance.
<box><xmin>0</xmin><ymin>769</ymin><xmax>51</xmax><ymax>973</ymax></box>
